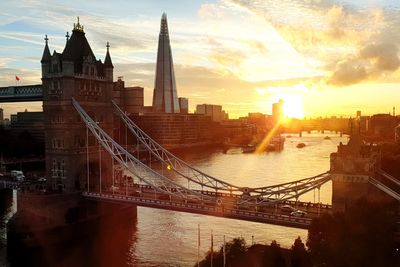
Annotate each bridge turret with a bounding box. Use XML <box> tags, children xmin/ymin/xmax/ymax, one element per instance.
<box><xmin>330</xmin><ymin>134</ymin><xmax>383</xmax><ymax>212</ymax></box>
<box><xmin>41</xmin><ymin>35</ymin><xmax>51</xmax><ymax>78</ymax></box>
<box><xmin>42</xmin><ymin>17</ymin><xmax>114</xmax><ymax>192</ymax></box>
<box><xmin>104</xmin><ymin>42</ymin><xmax>114</xmax><ymax>82</ymax></box>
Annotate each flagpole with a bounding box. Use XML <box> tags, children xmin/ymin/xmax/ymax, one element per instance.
<box><xmin>197</xmin><ymin>223</ymin><xmax>200</xmax><ymax>267</ymax></box>
<box><xmin>223</xmin><ymin>235</ymin><xmax>226</xmax><ymax>267</ymax></box>
<box><xmin>210</xmin><ymin>229</ymin><xmax>213</xmax><ymax>267</ymax></box>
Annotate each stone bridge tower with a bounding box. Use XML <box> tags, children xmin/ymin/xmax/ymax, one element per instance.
<box><xmin>330</xmin><ymin>135</ymin><xmax>382</xmax><ymax>212</ymax></box>
<box><xmin>41</xmin><ymin>18</ymin><xmax>114</xmax><ymax>192</ymax></box>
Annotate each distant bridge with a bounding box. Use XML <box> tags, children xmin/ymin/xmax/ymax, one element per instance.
<box><xmin>0</xmin><ymin>84</ymin><xmax>43</xmax><ymax>102</ymax></box>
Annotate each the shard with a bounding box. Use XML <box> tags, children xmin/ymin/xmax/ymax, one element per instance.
<box><xmin>152</xmin><ymin>13</ymin><xmax>180</xmax><ymax>113</ymax></box>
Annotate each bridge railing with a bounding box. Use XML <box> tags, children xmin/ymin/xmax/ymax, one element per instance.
<box><xmin>0</xmin><ymin>84</ymin><xmax>42</xmax><ymax>101</ymax></box>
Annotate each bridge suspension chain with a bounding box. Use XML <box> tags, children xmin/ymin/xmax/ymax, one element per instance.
<box><xmin>112</xmin><ymin>100</ymin><xmax>241</xmax><ymax>193</ymax></box>
<box><xmin>112</xmin><ymin>100</ymin><xmax>331</xmax><ymax>197</ymax></box>
<box><xmin>73</xmin><ymin>98</ymin><xmax>332</xmax><ymax>205</ymax></box>
<box><xmin>73</xmin><ymin>98</ymin><xmax>216</xmax><ymax>201</ymax></box>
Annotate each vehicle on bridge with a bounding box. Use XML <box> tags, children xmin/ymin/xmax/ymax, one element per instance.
<box><xmin>280</xmin><ymin>205</ymin><xmax>296</xmax><ymax>213</ymax></box>
<box><xmin>290</xmin><ymin>210</ymin><xmax>307</xmax><ymax>217</ymax></box>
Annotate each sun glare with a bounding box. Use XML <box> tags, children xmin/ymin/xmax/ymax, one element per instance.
<box><xmin>281</xmin><ymin>94</ymin><xmax>304</xmax><ymax>119</ymax></box>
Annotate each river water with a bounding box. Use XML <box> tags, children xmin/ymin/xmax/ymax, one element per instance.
<box><xmin>0</xmin><ymin>131</ymin><xmax>347</xmax><ymax>266</ymax></box>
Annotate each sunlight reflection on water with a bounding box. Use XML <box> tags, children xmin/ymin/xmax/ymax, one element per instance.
<box><xmin>130</xmin><ymin>131</ymin><xmax>347</xmax><ymax>266</ymax></box>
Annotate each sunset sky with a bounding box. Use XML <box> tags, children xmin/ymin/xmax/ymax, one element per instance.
<box><xmin>0</xmin><ymin>0</ymin><xmax>400</xmax><ymax>118</ymax></box>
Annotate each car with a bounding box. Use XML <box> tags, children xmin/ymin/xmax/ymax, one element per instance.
<box><xmin>280</xmin><ymin>205</ymin><xmax>296</xmax><ymax>213</ymax></box>
<box><xmin>158</xmin><ymin>194</ymin><xmax>170</xmax><ymax>201</ymax></box>
<box><xmin>38</xmin><ymin>177</ymin><xmax>46</xmax><ymax>182</ymax></box>
<box><xmin>290</xmin><ymin>210</ymin><xmax>307</xmax><ymax>217</ymax></box>
<box><xmin>110</xmin><ymin>185</ymin><xmax>119</xmax><ymax>192</ymax></box>
<box><xmin>131</xmin><ymin>191</ymin><xmax>141</xmax><ymax>197</ymax></box>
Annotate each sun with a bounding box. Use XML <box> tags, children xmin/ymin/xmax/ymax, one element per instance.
<box><xmin>255</xmin><ymin>85</ymin><xmax>306</xmax><ymax>119</ymax></box>
<box><xmin>281</xmin><ymin>94</ymin><xmax>304</xmax><ymax>119</ymax></box>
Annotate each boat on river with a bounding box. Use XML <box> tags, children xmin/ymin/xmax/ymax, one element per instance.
<box><xmin>296</xmin><ymin>143</ymin><xmax>306</xmax><ymax>148</ymax></box>
<box><xmin>242</xmin><ymin>144</ymin><xmax>256</xmax><ymax>153</ymax></box>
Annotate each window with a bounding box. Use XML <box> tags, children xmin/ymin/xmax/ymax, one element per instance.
<box><xmin>74</xmin><ymin>135</ymin><xmax>85</xmax><ymax>147</ymax></box>
<box><xmin>61</xmin><ymin>160</ymin><xmax>65</xmax><ymax>178</ymax></box>
<box><xmin>52</xmin><ymin>159</ymin><xmax>57</xmax><ymax>177</ymax></box>
<box><xmin>49</xmin><ymin>80</ymin><xmax>61</xmax><ymax>95</ymax></box>
<box><xmin>52</xmin><ymin>138</ymin><xmax>65</xmax><ymax>148</ymax></box>
<box><xmin>52</xmin><ymin>63</ymin><xmax>58</xmax><ymax>72</ymax></box>
<box><xmin>52</xmin><ymin>159</ymin><xmax>66</xmax><ymax>178</ymax></box>
<box><xmin>51</xmin><ymin>115</ymin><xmax>64</xmax><ymax>123</ymax></box>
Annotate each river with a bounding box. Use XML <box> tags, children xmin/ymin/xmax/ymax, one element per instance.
<box><xmin>0</xmin><ymin>131</ymin><xmax>347</xmax><ymax>266</ymax></box>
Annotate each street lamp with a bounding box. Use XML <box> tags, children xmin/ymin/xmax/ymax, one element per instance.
<box><xmin>96</xmin><ymin>121</ymin><xmax>101</xmax><ymax>194</ymax></box>
<box><xmin>86</xmin><ymin>124</ymin><xmax>90</xmax><ymax>193</ymax></box>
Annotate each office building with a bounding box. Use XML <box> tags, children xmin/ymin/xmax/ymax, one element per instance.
<box><xmin>195</xmin><ymin>104</ymin><xmax>227</xmax><ymax>122</ymax></box>
<box><xmin>152</xmin><ymin>13</ymin><xmax>180</xmax><ymax>113</ymax></box>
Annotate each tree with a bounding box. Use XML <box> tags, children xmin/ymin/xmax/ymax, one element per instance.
<box><xmin>307</xmin><ymin>199</ymin><xmax>399</xmax><ymax>267</ymax></box>
<box><xmin>291</xmin><ymin>237</ymin><xmax>311</xmax><ymax>267</ymax></box>
<box><xmin>198</xmin><ymin>237</ymin><xmax>247</xmax><ymax>267</ymax></box>
<box><xmin>262</xmin><ymin>240</ymin><xmax>286</xmax><ymax>267</ymax></box>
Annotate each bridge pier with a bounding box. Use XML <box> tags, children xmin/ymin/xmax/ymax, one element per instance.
<box><xmin>7</xmin><ymin>191</ymin><xmax>137</xmax><ymax>266</ymax></box>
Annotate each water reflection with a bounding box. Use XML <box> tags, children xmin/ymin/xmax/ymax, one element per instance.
<box><xmin>130</xmin><ymin>131</ymin><xmax>347</xmax><ymax>266</ymax></box>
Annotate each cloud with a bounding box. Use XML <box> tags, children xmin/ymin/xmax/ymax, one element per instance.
<box><xmin>227</xmin><ymin>0</ymin><xmax>399</xmax><ymax>86</ymax></box>
<box><xmin>360</xmin><ymin>42</ymin><xmax>400</xmax><ymax>71</ymax></box>
<box><xmin>0</xmin><ymin>67</ymin><xmax>40</xmax><ymax>87</ymax></box>
<box><xmin>328</xmin><ymin>41</ymin><xmax>400</xmax><ymax>86</ymax></box>
<box><xmin>198</xmin><ymin>3</ymin><xmax>224</xmax><ymax>19</ymax></box>
<box><xmin>0</xmin><ymin>58</ymin><xmax>13</xmax><ymax>68</ymax></box>
<box><xmin>328</xmin><ymin>59</ymin><xmax>367</xmax><ymax>86</ymax></box>
<box><xmin>242</xmin><ymin>40</ymin><xmax>268</xmax><ymax>54</ymax></box>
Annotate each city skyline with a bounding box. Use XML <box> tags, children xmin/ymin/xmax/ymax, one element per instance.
<box><xmin>1</xmin><ymin>0</ymin><xmax>400</xmax><ymax>118</ymax></box>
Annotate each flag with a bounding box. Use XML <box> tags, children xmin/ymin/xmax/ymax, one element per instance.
<box><xmin>15</xmin><ymin>75</ymin><xmax>20</xmax><ymax>81</ymax></box>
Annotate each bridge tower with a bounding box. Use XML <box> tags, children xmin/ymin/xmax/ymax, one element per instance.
<box><xmin>329</xmin><ymin>135</ymin><xmax>383</xmax><ymax>212</ymax></box>
<box><xmin>41</xmin><ymin>18</ymin><xmax>114</xmax><ymax>192</ymax></box>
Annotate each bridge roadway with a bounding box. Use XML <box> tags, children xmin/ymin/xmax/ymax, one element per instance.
<box><xmin>83</xmin><ymin>184</ymin><xmax>332</xmax><ymax>229</ymax></box>
<box><xmin>0</xmin><ymin>84</ymin><xmax>42</xmax><ymax>102</ymax></box>
<box><xmin>1</xmin><ymin>157</ymin><xmax>45</xmax><ymax>165</ymax></box>
<box><xmin>0</xmin><ymin>179</ymin><xmax>331</xmax><ymax>229</ymax></box>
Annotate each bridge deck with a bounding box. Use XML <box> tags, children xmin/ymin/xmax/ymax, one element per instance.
<box><xmin>83</xmin><ymin>191</ymin><xmax>330</xmax><ymax>229</ymax></box>
<box><xmin>0</xmin><ymin>84</ymin><xmax>43</xmax><ymax>102</ymax></box>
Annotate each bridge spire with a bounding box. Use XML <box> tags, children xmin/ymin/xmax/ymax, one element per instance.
<box><xmin>41</xmin><ymin>34</ymin><xmax>51</xmax><ymax>63</ymax></box>
<box><xmin>73</xmin><ymin>16</ymin><xmax>84</xmax><ymax>32</ymax></box>
<box><xmin>104</xmin><ymin>41</ymin><xmax>113</xmax><ymax>68</ymax></box>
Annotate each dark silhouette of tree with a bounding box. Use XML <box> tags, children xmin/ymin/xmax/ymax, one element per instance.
<box><xmin>291</xmin><ymin>237</ymin><xmax>311</xmax><ymax>267</ymax></box>
<box><xmin>261</xmin><ymin>240</ymin><xmax>286</xmax><ymax>267</ymax></box>
<box><xmin>225</xmin><ymin>237</ymin><xmax>247</xmax><ymax>264</ymax></box>
<box><xmin>196</xmin><ymin>199</ymin><xmax>400</xmax><ymax>267</ymax></box>
<box><xmin>198</xmin><ymin>237</ymin><xmax>247</xmax><ymax>267</ymax></box>
<box><xmin>307</xmin><ymin>198</ymin><xmax>399</xmax><ymax>267</ymax></box>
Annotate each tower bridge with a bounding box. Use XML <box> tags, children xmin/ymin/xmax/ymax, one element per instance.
<box><xmin>0</xmin><ymin>16</ymin><xmax>399</xmax><ymax>233</ymax></box>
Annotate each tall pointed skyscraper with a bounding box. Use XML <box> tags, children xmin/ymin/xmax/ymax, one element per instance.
<box><xmin>152</xmin><ymin>13</ymin><xmax>180</xmax><ymax>113</ymax></box>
